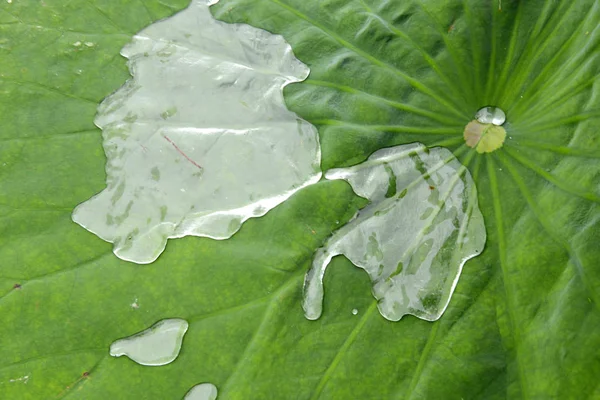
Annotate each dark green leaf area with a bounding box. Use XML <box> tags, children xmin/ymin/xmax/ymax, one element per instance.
<box><xmin>1</xmin><ymin>0</ymin><xmax>599</xmax><ymax>399</ymax></box>
<box><xmin>212</xmin><ymin>0</ymin><xmax>600</xmax><ymax>398</ymax></box>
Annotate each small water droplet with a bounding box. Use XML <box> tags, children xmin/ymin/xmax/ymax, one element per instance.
<box><xmin>8</xmin><ymin>374</ymin><xmax>29</xmax><ymax>384</ymax></box>
<box><xmin>73</xmin><ymin>41</ymin><xmax>82</xmax><ymax>47</ymax></box>
<box><xmin>131</xmin><ymin>298</ymin><xmax>139</xmax><ymax>309</ymax></box>
<box><xmin>352</xmin><ymin>308</ymin><xmax>358</xmax><ymax>315</ymax></box>
<box><xmin>84</xmin><ymin>42</ymin><xmax>95</xmax><ymax>47</ymax></box>
<box><xmin>109</xmin><ymin>318</ymin><xmax>188</xmax><ymax>366</ymax></box>
<box><xmin>475</xmin><ymin>106</ymin><xmax>506</xmax><ymax>126</ymax></box>
<box><xmin>184</xmin><ymin>383</ymin><xmax>218</xmax><ymax>400</ymax></box>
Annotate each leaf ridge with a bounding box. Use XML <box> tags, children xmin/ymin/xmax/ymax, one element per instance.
<box><xmin>310</xmin><ymin>120</ymin><xmax>461</xmax><ymax>135</ymax></box>
<box><xmin>483</xmin><ymin>0</ymin><xmax>499</xmax><ymax>102</ymax></box>
<box><xmin>0</xmin><ymin>252</ymin><xmax>112</xmax><ymax>290</ymax></box>
<box><xmin>505</xmin><ymin>140</ymin><xmax>600</xmax><ymax>160</ymax></box>
<box><xmin>264</xmin><ymin>0</ymin><xmax>469</xmax><ymax>119</ymax></box>
<box><xmin>55</xmin><ymin>355</ymin><xmax>108</xmax><ymax>400</ymax></box>
<box><xmin>496</xmin><ymin>152</ymin><xmax>600</xmax><ymax>311</ymax></box>
<box><xmin>503</xmin><ymin>147</ymin><xmax>600</xmax><ymax>204</ymax></box>
<box><xmin>501</xmin><ymin>0</ymin><xmax>579</xmax><ymax>106</ymax></box>
<box><xmin>303</xmin><ymin>80</ymin><xmax>460</xmax><ymax>126</ymax></box>
<box><xmin>310</xmin><ymin>303</ymin><xmax>377</xmax><ymax>400</ymax></box>
<box><xmin>0</xmin><ymin>130</ymin><xmax>98</xmax><ymax>145</ymax></box>
<box><xmin>358</xmin><ymin>4</ymin><xmax>470</xmax><ymax>106</ymax></box>
<box><xmin>492</xmin><ymin>0</ymin><xmax>525</xmax><ymax>102</ymax></box>
<box><xmin>133</xmin><ymin>0</ymin><xmax>157</xmax><ymax>23</ymax></box>
<box><xmin>0</xmin><ymin>77</ymin><xmax>99</xmax><ymax>104</ymax></box>
<box><xmin>187</xmin><ymin>288</ymin><xmax>273</xmax><ymax>324</ymax></box>
<box><xmin>0</xmin><ymin>22</ymin><xmax>131</xmax><ymax>36</ymax></box>
<box><xmin>518</xmin><ymin>110</ymin><xmax>600</xmax><ymax>132</ymax></box>
<box><xmin>0</xmin><ymin>348</ymin><xmax>105</xmax><ymax>373</ymax></box>
<box><xmin>486</xmin><ymin>155</ymin><xmax>529</xmax><ymax>399</ymax></box>
<box><xmin>81</xmin><ymin>0</ymin><xmax>135</xmax><ymax>33</ymax></box>
<box><xmin>403</xmin><ymin>321</ymin><xmax>441</xmax><ymax>400</ymax></box>
<box><xmin>509</xmin><ymin>2</ymin><xmax>600</xmax><ymax>116</ymax></box>
<box><xmin>460</xmin><ymin>0</ymin><xmax>484</xmax><ymax>99</ymax></box>
<box><xmin>412</xmin><ymin>1</ymin><xmax>476</xmax><ymax>98</ymax></box>
<box><xmin>520</xmin><ymin>72</ymin><xmax>600</xmax><ymax>126</ymax></box>
<box><xmin>218</xmin><ymin>272</ymin><xmax>304</xmax><ymax>396</ymax></box>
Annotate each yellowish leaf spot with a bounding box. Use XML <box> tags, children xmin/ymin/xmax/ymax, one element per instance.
<box><xmin>464</xmin><ymin>120</ymin><xmax>507</xmax><ymax>153</ymax></box>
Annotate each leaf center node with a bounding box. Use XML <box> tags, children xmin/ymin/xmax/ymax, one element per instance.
<box><xmin>464</xmin><ymin>106</ymin><xmax>507</xmax><ymax>153</ymax></box>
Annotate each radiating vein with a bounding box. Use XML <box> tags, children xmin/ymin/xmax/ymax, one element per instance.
<box><xmin>492</xmin><ymin>0</ymin><xmax>524</xmax><ymax>102</ymax></box>
<box><xmin>218</xmin><ymin>272</ymin><xmax>304</xmax><ymax>396</ymax></box>
<box><xmin>54</xmin><ymin>355</ymin><xmax>108</xmax><ymax>400</ymax></box>
<box><xmin>460</xmin><ymin>0</ymin><xmax>484</xmax><ymax>99</ymax></box>
<box><xmin>188</xmin><ymin>288</ymin><xmax>273</xmax><ymax>324</ymax></box>
<box><xmin>134</xmin><ymin>0</ymin><xmax>156</xmax><ymax>23</ymax></box>
<box><xmin>486</xmin><ymin>155</ymin><xmax>529</xmax><ymax>399</ymax></box>
<box><xmin>429</xmin><ymin>136</ymin><xmax>466</xmax><ymax>149</ymax></box>
<box><xmin>0</xmin><ymin>77</ymin><xmax>99</xmax><ymax>104</ymax></box>
<box><xmin>516</xmin><ymin>110</ymin><xmax>600</xmax><ymax>133</ymax></box>
<box><xmin>310</xmin><ymin>303</ymin><xmax>377</xmax><ymax>400</ymax></box>
<box><xmin>483</xmin><ymin>0</ymin><xmax>499</xmax><ymax>102</ymax></box>
<box><xmin>0</xmin><ymin>252</ymin><xmax>112</xmax><ymax>294</ymax></box>
<box><xmin>82</xmin><ymin>0</ymin><xmax>133</xmax><ymax>34</ymax></box>
<box><xmin>520</xmin><ymin>71</ymin><xmax>600</xmax><ymax>126</ymax></box>
<box><xmin>501</xmin><ymin>0</ymin><xmax>578</xmax><ymax>106</ymax></box>
<box><xmin>0</xmin><ymin>130</ymin><xmax>99</xmax><ymax>144</ymax></box>
<box><xmin>505</xmin><ymin>140</ymin><xmax>600</xmax><ymax>159</ymax></box>
<box><xmin>503</xmin><ymin>147</ymin><xmax>600</xmax><ymax>203</ymax></box>
<box><xmin>264</xmin><ymin>0</ymin><xmax>469</xmax><ymax>120</ymax></box>
<box><xmin>312</xmin><ymin>119</ymin><xmax>461</xmax><ymax>135</ymax></box>
<box><xmin>496</xmin><ymin>152</ymin><xmax>600</xmax><ymax>311</ymax></box>
<box><xmin>303</xmin><ymin>80</ymin><xmax>461</xmax><ymax>125</ymax></box>
<box><xmin>357</xmin><ymin>4</ymin><xmax>469</xmax><ymax>106</ymax></box>
<box><xmin>0</xmin><ymin>348</ymin><xmax>105</xmax><ymax>373</ymax></box>
<box><xmin>404</xmin><ymin>321</ymin><xmax>440</xmax><ymax>400</ymax></box>
<box><xmin>413</xmin><ymin>1</ymin><xmax>476</xmax><ymax>99</ymax></box>
<box><xmin>509</xmin><ymin>4</ymin><xmax>600</xmax><ymax>116</ymax></box>
<box><xmin>0</xmin><ymin>22</ymin><xmax>131</xmax><ymax>37</ymax></box>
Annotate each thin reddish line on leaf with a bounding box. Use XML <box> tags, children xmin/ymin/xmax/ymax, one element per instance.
<box><xmin>163</xmin><ymin>135</ymin><xmax>203</xmax><ymax>170</ymax></box>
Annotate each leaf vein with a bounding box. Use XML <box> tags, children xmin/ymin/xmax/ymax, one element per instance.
<box><xmin>264</xmin><ymin>0</ymin><xmax>469</xmax><ymax>120</ymax></box>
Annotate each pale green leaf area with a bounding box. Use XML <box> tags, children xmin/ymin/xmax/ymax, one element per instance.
<box><xmin>0</xmin><ymin>0</ymin><xmax>599</xmax><ymax>400</ymax></box>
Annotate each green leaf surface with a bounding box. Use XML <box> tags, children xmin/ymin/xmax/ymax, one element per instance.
<box><xmin>1</xmin><ymin>0</ymin><xmax>599</xmax><ymax>399</ymax></box>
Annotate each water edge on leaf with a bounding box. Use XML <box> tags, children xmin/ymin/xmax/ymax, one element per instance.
<box><xmin>71</xmin><ymin>0</ymin><xmax>322</xmax><ymax>264</ymax></box>
<box><xmin>303</xmin><ymin>143</ymin><xmax>486</xmax><ymax>322</ymax></box>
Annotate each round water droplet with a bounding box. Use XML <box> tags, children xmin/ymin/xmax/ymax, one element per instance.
<box><xmin>475</xmin><ymin>106</ymin><xmax>506</xmax><ymax>126</ymax></box>
<box><xmin>184</xmin><ymin>383</ymin><xmax>218</xmax><ymax>400</ymax></box>
<box><xmin>352</xmin><ymin>308</ymin><xmax>358</xmax><ymax>315</ymax></box>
